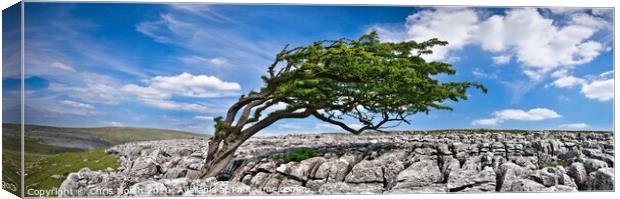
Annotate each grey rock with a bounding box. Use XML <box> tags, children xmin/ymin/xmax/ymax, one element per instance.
<box><xmin>498</xmin><ymin>162</ymin><xmax>531</xmax><ymax>191</ymax></box>
<box><xmin>510</xmin><ymin>179</ymin><xmax>548</xmax><ymax>192</ymax></box>
<box><xmin>584</xmin><ymin>158</ymin><xmax>608</xmax><ymax>174</ymax></box>
<box><xmin>277</xmin><ymin>157</ymin><xmax>325</xmax><ymax>182</ymax></box>
<box><xmin>314</xmin><ymin>158</ymin><xmax>350</xmax><ymax>181</ymax></box>
<box><xmin>163</xmin><ymin>168</ymin><xmax>187</xmax><ymax>179</ymax></box>
<box><xmin>586</xmin><ymin>168</ymin><xmax>614</xmax><ymax>190</ymax></box>
<box><xmin>393</xmin><ymin>159</ymin><xmax>442</xmax><ymax>189</ymax></box>
<box><xmin>447</xmin><ymin>166</ymin><xmax>496</xmax><ymax>192</ymax></box>
<box><xmin>567</xmin><ymin>162</ymin><xmax>588</xmax><ymax>189</ymax></box>
<box><xmin>58</xmin><ymin>132</ymin><xmax>613</xmax><ymax>195</ymax></box>
<box><xmin>129</xmin><ymin>181</ymin><xmax>168</xmax><ymax>196</ymax></box>
<box><xmin>344</xmin><ymin>159</ymin><xmax>384</xmax><ymax>183</ymax></box>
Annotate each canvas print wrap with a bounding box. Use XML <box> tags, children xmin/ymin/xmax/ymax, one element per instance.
<box><xmin>1</xmin><ymin>2</ymin><xmax>615</xmax><ymax>197</ymax></box>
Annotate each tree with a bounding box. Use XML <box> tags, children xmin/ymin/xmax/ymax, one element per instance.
<box><xmin>199</xmin><ymin>32</ymin><xmax>487</xmax><ymax>178</ymax></box>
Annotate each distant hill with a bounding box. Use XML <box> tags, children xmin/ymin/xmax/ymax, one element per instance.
<box><xmin>2</xmin><ymin>123</ymin><xmax>208</xmax><ymax>150</ymax></box>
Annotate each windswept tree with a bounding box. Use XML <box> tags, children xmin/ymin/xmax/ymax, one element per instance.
<box><xmin>200</xmin><ymin>32</ymin><xmax>487</xmax><ymax>178</ymax></box>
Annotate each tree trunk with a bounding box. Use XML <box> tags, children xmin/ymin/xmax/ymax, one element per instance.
<box><xmin>199</xmin><ymin>134</ymin><xmax>241</xmax><ymax>178</ymax></box>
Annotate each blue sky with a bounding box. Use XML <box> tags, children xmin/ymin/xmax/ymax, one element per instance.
<box><xmin>5</xmin><ymin>3</ymin><xmax>613</xmax><ymax>134</ymax></box>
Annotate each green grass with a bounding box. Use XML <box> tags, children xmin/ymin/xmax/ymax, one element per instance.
<box><xmin>75</xmin><ymin>127</ymin><xmax>203</xmax><ymax>145</ymax></box>
<box><xmin>272</xmin><ymin>147</ymin><xmax>317</xmax><ymax>163</ymax></box>
<box><xmin>3</xmin><ymin>138</ymin><xmax>121</xmax><ymax>197</ymax></box>
<box><xmin>2</xmin><ymin>149</ymin><xmax>21</xmax><ymax>196</ymax></box>
<box><xmin>23</xmin><ymin>148</ymin><xmax>120</xmax><ymax>197</ymax></box>
<box><xmin>3</xmin><ymin>137</ymin><xmax>83</xmax><ymax>155</ymax></box>
<box><xmin>3</xmin><ymin>124</ymin><xmax>206</xmax><ymax>197</ymax></box>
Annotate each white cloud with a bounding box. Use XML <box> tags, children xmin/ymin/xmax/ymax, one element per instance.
<box><xmin>180</xmin><ymin>56</ymin><xmax>228</xmax><ymax>66</ymax></box>
<box><xmin>548</xmin><ymin>8</ymin><xmax>588</xmax><ymax>15</ymax></box>
<box><xmin>50</xmin><ymin>62</ymin><xmax>76</xmax><ymax>72</ymax></box>
<box><xmin>559</xmin><ymin>123</ymin><xmax>589</xmax><ymax>129</ymax></box>
<box><xmin>209</xmin><ymin>57</ymin><xmax>227</xmax><ymax>66</ymax></box>
<box><xmin>494</xmin><ymin>108</ymin><xmax>561</xmax><ymax>121</ymax></box>
<box><xmin>581</xmin><ymin>79</ymin><xmax>613</xmax><ymax>101</ymax></box>
<box><xmin>599</xmin><ymin>70</ymin><xmax>613</xmax><ymax>78</ymax></box>
<box><xmin>61</xmin><ymin>100</ymin><xmax>94</xmax><ymax>109</ymax></box>
<box><xmin>552</xmin><ymin>75</ymin><xmax>586</xmax><ymax>88</ymax></box>
<box><xmin>121</xmin><ymin>73</ymin><xmax>239</xmax><ymax>113</ymax></box>
<box><xmin>194</xmin><ymin>115</ymin><xmax>214</xmax><ymax>120</ymax></box>
<box><xmin>472</xmin><ymin>68</ymin><xmax>497</xmax><ymax>79</ymax></box>
<box><xmin>121</xmin><ymin>84</ymin><xmax>210</xmax><ymax>112</ymax></box>
<box><xmin>129</xmin><ymin>95</ymin><xmax>210</xmax><ymax>112</ymax></box>
<box><xmin>549</xmin><ymin>70</ymin><xmax>613</xmax><ymax>101</ymax></box>
<box><xmin>49</xmin><ymin>73</ymin><xmax>124</xmax><ymax>105</ymax></box>
<box><xmin>146</xmin><ymin>72</ymin><xmax>240</xmax><ymax>98</ymax></box>
<box><xmin>347</xmin><ymin>123</ymin><xmax>365</xmax><ymax>130</ymax></box>
<box><xmin>472</xmin><ymin>118</ymin><xmax>501</xmax><ymax>126</ymax></box>
<box><xmin>314</xmin><ymin>123</ymin><xmax>340</xmax><ymax>130</ymax></box>
<box><xmin>403</xmin><ymin>8</ymin><xmax>480</xmax><ymax>61</ymax></box>
<box><xmin>569</xmin><ymin>13</ymin><xmax>611</xmax><ymax>30</ymax></box>
<box><xmin>278</xmin><ymin>123</ymin><xmax>302</xmax><ymax>129</ymax></box>
<box><xmin>373</xmin><ymin>8</ymin><xmax>610</xmax><ymax>80</ymax></box>
<box><xmin>492</xmin><ymin>55</ymin><xmax>511</xmax><ymax>65</ymax></box>
<box><xmin>591</xmin><ymin>8</ymin><xmax>613</xmax><ymax>18</ymax></box>
<box><xmin>121</xmin><ymin>73</ymin><xmax>241</xmax><ymax>112</ymax></box>
<box><xmin>121</xmin><ymin>84</ymin><xmax>170</xmax><ymax>99</ymax></box>
<box><xmin>472</xmin><ymin>108</ymin><xmax>561</xmax><ymax>126</ymax></box>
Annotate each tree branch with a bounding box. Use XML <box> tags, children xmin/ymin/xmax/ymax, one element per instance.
<box><xmin>239</xmin><ymin>107</ymin><xmax>315</xmax><ymax>141</ymax></box>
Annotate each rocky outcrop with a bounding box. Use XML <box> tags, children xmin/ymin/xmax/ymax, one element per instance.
<box><xmin>59</xmin><ymin>131</ymin><xmax>614</xmax><ymax>196</ymax></box>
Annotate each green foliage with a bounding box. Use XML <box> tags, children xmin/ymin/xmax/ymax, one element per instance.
<box><xmin>213</xmin><ymin>116</ymin><xmax>226</xmax><ymax>139</ymax></box>
<box><xmin>271</xmin><ymin>147</ymin><xmax>317</xmax><ymax>163</ymax></box>
<box><xmin>544</xmin><ymin>160</ymin><xmax>571</xmax><ymax>168</ymax></box>
<box><xmin>252</xmin><ymin>31</ymin><xmax>487</xmax><ymax>133</ymax></box>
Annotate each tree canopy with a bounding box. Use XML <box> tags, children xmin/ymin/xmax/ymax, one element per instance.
<box><xmin>215</xmin><ymin>32</ymin><xmax>486</xmax><ymax>137</ymax></box>
<box><xmin>202</xmin><ymin>32</ymin><xmax>486</xmax><ymax>178</ymax></box>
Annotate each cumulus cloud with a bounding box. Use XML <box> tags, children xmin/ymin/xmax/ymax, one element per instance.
<box><xmin>549</xmin><ymin>70</ymin><xmax>613</xmax><ymax>101</ymax></box>
<box><xmin>492</xmin><ymin>55</ymin><xmax>511</xmax><ymax>65</ymax></box>
<box><xmin>581</xmin><ymin>78</ymin><xmax>613</xmax><ymax>101</ymax></box>
<box><xmin>61</xmin><ymin>100</ymin><xmax>94</xmax><ymax>109</ymax></box>
<box><xmin>145</xmin><ymin>72</ymin><xmax>240</xmax><ymax>98</ymax></box>
<box><xmin>495</xmin><ymin>108</ymin><xmax>561</xmax><ymax>121</ymax></box>
<box><xmin>471</xmin><ymin>118</ymin><xmax>501</xmax><ymax>126</ymax></box>
<box><xmin>372</xmin><ymin>8</ymin><xmax>610</xmax><ymax>80</ymax></box>
<box><xmin>122</xmin><ymin>73</ymin><xmax>241</xmax><ymax>112</ymax></box>
<box><xmin>472</xmin><ymin>108</ymin><xmax>561</xmax><ymax>126</ymax></box>
<box><xmin>394</xmin><ymin>8</ymin><xmax>480</xmax><ymax>61</ymax></box>
<box><xmin>552</xmin><ymin>76</ymin><xmax>587</xmax><ymax>88</ymax></box>
<box><xmin>559</xmin><ymin>123</ymin><xmax>589</xmax><ymax>129</ymax></box>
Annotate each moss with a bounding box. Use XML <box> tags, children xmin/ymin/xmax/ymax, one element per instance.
<box><xmin>272</xmin><ymin>147</ymin><xmax>317</xmax><ymax>163</ymax></box>
<box><xmin>543</xmin><ymin>160</ymin><xmax>571</xmax><ymax>168</ymax></box>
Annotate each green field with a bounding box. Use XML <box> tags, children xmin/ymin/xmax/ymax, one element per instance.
<box><xmin>2</xmin><ymin>124</ymin><xmax>207</xmax><ymax>197</ymax></box>
<box><xmin>2</xmin><ymin>149</ymin><xmax>21</xmax><ymax>196</ymax></box>
<box><xmin>73</xmin><ymin>126</ymin><xmax>203</xmax><ymax>145</ymax></box>
<box><xmin>23</xmin><ymin>148</ymin><xmax>120</xmax><ymax>197</ymax></box>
